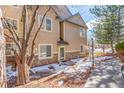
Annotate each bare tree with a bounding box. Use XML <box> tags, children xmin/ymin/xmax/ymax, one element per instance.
<box><xmin>0</xmin><ymin>8</ymin><xmax>7</xmax><ymax>88</ymax></box>
<box><xmin>2</xmin><ymin>5</ymin><xmax>51</xmax><ymax>85</ymax></box>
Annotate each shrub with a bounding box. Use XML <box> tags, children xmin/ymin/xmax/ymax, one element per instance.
<box><xmin>115</xmin><ymin>41</ymin><xmax>124</xmax><ymax>51</ymax></box>
<box><xmin>115</xmin><ymin>41</ymin><xmax>124</xmax><ymax>62</ymax></box>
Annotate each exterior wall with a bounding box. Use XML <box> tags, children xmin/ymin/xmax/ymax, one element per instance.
<box><xmin>32</xmin><ymin>53</ymin><xmax>58</xmax><ymax>67</ymax></box>
<box><xmin>63</xmin><ymin>21</ymin><xmax>88</xmax><ymax>56</ymax></box>
<box><xmin>28</xmin><ymin>6</ymin><xmax>60</xmax><ymax>66</ymax></box>
<box><xmin>65</xmin><ymin>51</ymin><xmax>85</xmax><ymax>61</ymax></box>
<box><xmin>0</xmin><ymin>6</ymin><xmax>22</xmax><ymax>38</ymax></box>
<box><xmin>0</xmin><ymin>5</ymin><xmax>88</xmax><ymax>67</ymax></box>
<box><xmin>28</xmin><ymin>6</ymin><xmax>59</xmax><ymax>53</ymax></box>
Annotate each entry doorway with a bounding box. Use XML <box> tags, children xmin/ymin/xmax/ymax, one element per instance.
<box><xmin>58</xmin><ymin>46</ymin><xmax>65</xmax><ymax>61</ymax></box>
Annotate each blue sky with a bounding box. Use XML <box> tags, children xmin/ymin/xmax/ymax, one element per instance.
<box><xmin>67</xmin><ymin>5</ymin><xmax>95</xmax><ymax>23</ymax></box>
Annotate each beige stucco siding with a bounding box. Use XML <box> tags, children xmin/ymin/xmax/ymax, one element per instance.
<box><xmin>64</xmin><ymin>21</ymin><xmax>88</xmax><ymax>53</ymax></box>
<box><xmin>0</xmin><ymin>6</ymin><xmax>20</xmax><ymax>19</ymax></box>
<box><xmin>29</xmin><ymin>6</ymin><xmax>60</xmax><ymax>54</ymax></box>
<box><xmin>0</xmin><ymin>6</ymin><xmax>22</xmax><ymax>42</ymax></box>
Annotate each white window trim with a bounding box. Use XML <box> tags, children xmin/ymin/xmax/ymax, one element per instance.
<box><xmin>4</xmin><ymin>17</ymin><xmax>19</xmax><ymax>34</ymax></box>
<box><xmin>45</xmin><ymin>17</ymin><xmax>52</xmax><ymax>32</ymax></box>
<box><xmin>38</xmin><ymin>15</ymin><xmax>52</xmax><ymax>32</ymax></box>
<box><xmin>38</xmin><ymin>15</ymin><xmax>45</xmax><ymax>30</ymax></box>
<box><xmin>38</xmin><ymin>44</ymin><xmax>53</xmax><ymax>60</ymax></box>
<box><xmin>6</xmin><ymin>43</ymin><xmax>15</xmax><ymax>56</ymax></box>
<box><xmin>80</xmin><ymin>27</ymin><xmax>86</xmax><ymax>38</ymax></box>
<box><xmin>58</xmin><ymin>46</ymin><xmax>65</xmax><ymax>61</ymax></box>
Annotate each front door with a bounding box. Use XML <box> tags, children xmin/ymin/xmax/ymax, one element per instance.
<box><xmin>59</xmin><ymin>46</ymin><xmax>65</xmax><ymax>61</ymax></box>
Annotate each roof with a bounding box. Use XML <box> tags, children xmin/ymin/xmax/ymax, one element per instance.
<box><xmin>51</xmin><ymin>5</ymin><xmax>72</xmax><ymax>20</ymax></box>
<box><xmin>64</xmin><ymin>13</ymin><xmax>88</xmax><ymax>28</ymax></box>
<box><xmin>57</xmin><ymin>40</ymin><xmax>69</xmax><ymax>45</ymax></box>
<box><xmin>51</xmin><ymin>6</ymin><xmax>88</xmax><ymax>29</ymax></box>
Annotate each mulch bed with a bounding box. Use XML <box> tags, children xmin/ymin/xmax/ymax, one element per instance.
<box><xmin>17</xmin><ymin>69</ymin><xmax>92</xmax><ymax>88</ymax></box>
<box><xmin>7</xmin><ymin>70</ymin><xmax>54</xmax><ymax>88</ymax></box>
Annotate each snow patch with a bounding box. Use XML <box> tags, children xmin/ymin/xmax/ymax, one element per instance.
<box><xmin>7</xmin><ymin>65</ymin><xmax>17</xmax><ymax>80</ymax></box>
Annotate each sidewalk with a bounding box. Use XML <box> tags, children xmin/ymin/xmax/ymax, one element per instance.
<box><xmin>84</xmin><ymin>57</ymin><xmax>124</xmax><ymax>88</ymax></box>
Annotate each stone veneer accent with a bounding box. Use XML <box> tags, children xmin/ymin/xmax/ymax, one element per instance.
<box><xmin>65</xmin><ymin>51</ymin><xmax>85</xmax><ymax>61</ymax></box>
<box><xmin>7</xmin><ymin>51</ymin><xmax>88</xmax><ymax>68</ymax></box>
<box><xmin>32</xmin><ymin>53</ymin><xmax>58</xmax><ymax>67</ymax></box>
<box><xmin>32</xmin><ymin>51</ymin><xmax>87</xmax><ymax>66</ymax></box>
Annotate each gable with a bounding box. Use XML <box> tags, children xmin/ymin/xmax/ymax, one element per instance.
<box><xmin>66</xmin><ymin>13</ymin><xmax>88</xmax><ymax>28</ymax></box>
<box><xmin>51</xmin><ymin>5</ymin><xmax>72</xmax><ymax>20</ymax></box>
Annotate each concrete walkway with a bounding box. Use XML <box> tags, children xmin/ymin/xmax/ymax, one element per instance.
<box><xmin>84</xmin><ymin>57</ymin><xmax>124</xmax><ymax>88</ymax></box>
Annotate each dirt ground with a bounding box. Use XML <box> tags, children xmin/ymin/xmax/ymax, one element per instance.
<box><xmin>17</xmin><ymin>69</ymin><xmax>91</xmax><ymax>88</ymax></box>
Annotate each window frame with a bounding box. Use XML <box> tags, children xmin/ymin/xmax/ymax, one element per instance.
<box><xmin>45</xmin><ymin>17</ymin><xmax>52</xmax><ymax>32</ymax></box>
<box><xmin>2</xmin><ymin>17</ymin><xmax>19</xmax><ymax>33</ymax></box>
<box><xmin>6</xmin><ymin>43</ymin><xmax>17</xmax><ymax>56</ymax></box>
<box><xmin>38</xmin><ymin>44</ymin><xmax>53</xmax><ymax>60</ymax></box>
<box><xmin>80</xmin><ymin>27</ymin><xmax>85</xmax><ymax>37</ymax></box>
<box><xmin>38</xmin><ymin>15</ymin><xmax>45</xmax><ymax>30</ymax></box>
<box><xmin>37</xmin><ymin>15</ymin><xmax>52</xmax><ymax>32</ymax></box>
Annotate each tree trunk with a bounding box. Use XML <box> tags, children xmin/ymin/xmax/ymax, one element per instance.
<box><xmin>0</xmin><ymin>54</ymin><xmax>7</xmax><ymax>88</ymax></box>
<box><xmin>0</xmin><ymin>37</ymin><xmax>7</xmax><ymax>88</ymax></box>
<box><xmin>102</xmin><ymin>45</ymin><xmax>105</xmax><ymax>53</ymax></box>
<box><xmin>0</xmin><ymin>8</ymin><xmax>7</xmax><ymax>88</ymax></box>
<box><xmin>16</xmin><ymin>62</ymin><xmax>30</xmax><ymax>85</ymax></box>
<box><xmin>110</xmin><ymin>40</ymin><xmax>114</xmax><ymax>53</ymax></box>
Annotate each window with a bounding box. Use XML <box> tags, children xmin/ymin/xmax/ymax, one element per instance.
<box><xmin>38</xmin><ymin>15</ymin><xmax>52</xmax><ymax>32</ymax></box>
<box><xmin>80</xmin><ymin>45</ymin><xmax>83</xmax><ymax>53</ymax></box>
<box><xmin>46</xmin><ymin>18</ymin><xmax>52</xmax><ymax>31</ymax></box>
<box><xmin>80</xmin><ymin>28</ymin><xmax>85</xmax><ymax>37</ymax></box>
<box><xmin>6</xmin><ymin>43</ymin><xmax>17</xmax><ymax>56</ymax></box>
<box><xmin>39</xmin><ymin>45</ymin><xmax>52</xmax><ymax>59</ymax></box>
<box><xmin>38</xmin><ymin>15</ymin><xmax>45</xmax><ymax>29</ymax></box>
<box><xmin>2</xmin><ymin>18</ymin><xmax>18</xmax><ymax>30</ymax></box>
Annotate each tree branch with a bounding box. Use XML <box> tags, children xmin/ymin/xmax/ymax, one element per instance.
<box><xmin>27</xmin><ymin>6</ymin><xmax>51</xmax><ymax>66</ymax></box>
<box><xmin>25</xmin><ymin>5</ymin><xmax>39</xmax><ymax>47</ymax></box>
<box><xmin>1</xmin><ymin>18</ymin><xmax>21</xmax><ymax>51</ymax></box>
<box><xmin>4</xmin><ymin>33</ymin><xmax>14</xmax><ymax>40</ymax></box>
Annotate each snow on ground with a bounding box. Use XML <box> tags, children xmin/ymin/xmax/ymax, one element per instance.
<box><xmin>95</xmin><ymin>56</ymin><xmax>113</xmax><ymax>61</ymax></box>
<box><xmin>94</xmin><ymin>48</ymin><xmax>112</xmax><ymax>53</ymax></box>
<box><xmin>6</xmin><ymin>65</ymin><xmax>17</xmax><ymax>80</ymax></box>
<box><xmin>7</xmin><ymin>57</ymin><xmax>90</xmax><ymax>81</ymax></box>
<box><xmin>64</xmin><ymin>62</ymin><xmax>92</xmax><ymax>73</ymax></box>
<box><xmin>31</xmin><ymin>63</ymin><xmax>66</xmax><ymax>72</ymax></box>
<box><xmin>7</xmin><ymin>55</ymin><xmax>114</xmax><ymax>81</ymax></box>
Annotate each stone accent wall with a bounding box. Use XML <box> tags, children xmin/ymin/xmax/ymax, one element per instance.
<box><xmin>32</xmin><ymin>53</ymin><xmax>58</xmax><ymax>67</ymax></box>
<box><xmin>65</xmin><ymin>51</ymin><xmax>86</xmax><ymax>61</ymax></box>
<box><xmin>6</xmin><ymin>51</ymin><xmax>88</xmax><ymax>68</ymax></box>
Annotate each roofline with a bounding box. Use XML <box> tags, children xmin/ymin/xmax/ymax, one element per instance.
<box><xmin>64</xmin><ymin>6</ymin><xmax>72</xmax><ymax>16</ymax></box>
<box><xmin>50</xmin><ymin>5</ymin><xmax>62</xmax><ymax>20</ymax></box>
<box><xmin>50</xmin><ymin>5</ymin><xmax>72</xmax><ymax>20</ymax></box>
<box><xmin>63</xmin><ymin>20</ymin><xmax>88</xmax><ymax>29</ymax></box>
<box><xmin>62</xmin><ymin>12</ymin><xmax>88</xmax><ymax>29</ymax></box>
<box><xmin>63</xmin><ymin>12</ymin><xmax>79</xmax><ymax>20</ymax></box>
<box><xmin>77</xmin><ymin>12</ymin><xmax>88</xmax><ymax>28</ymax></box>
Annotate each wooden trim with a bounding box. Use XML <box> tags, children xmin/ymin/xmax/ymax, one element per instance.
<box><xmin>58</xmin><ymin>46</ymin><xmax>65</xmax><ymax>61</ymax></box>
<box><xmin>38</xmin><ymin>44</ymin><xmax>53</xmax><ymax>60</ymax></box>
